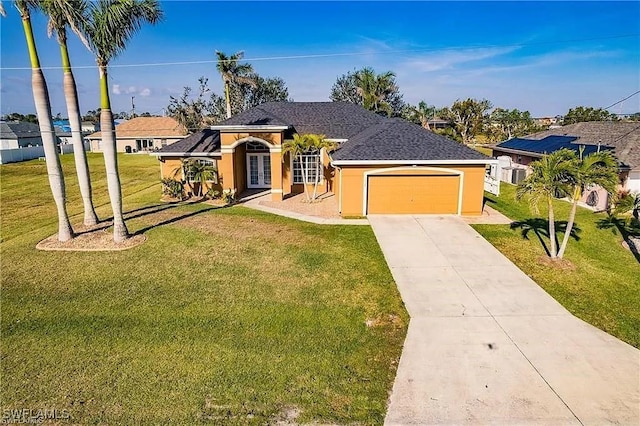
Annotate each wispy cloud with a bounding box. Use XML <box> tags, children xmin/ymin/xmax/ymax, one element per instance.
<box><xmin>403</xmin><ymin>46</ymin><xmax>520</xmax><ymax>73</ymax></box>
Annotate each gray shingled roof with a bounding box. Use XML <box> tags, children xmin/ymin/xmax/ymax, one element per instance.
<box><xmin>500</xmin><ymin>122</ymin><xmax>640</xmax><ymax>170</ymax></box>
<box><xmin>332</xmin><ymin>119</ymin><xmax>490</xmax><ymax>162</ymax></box>
<box><xmin>217</xmin><ymin>101</ymin><xmax>387</xmax><ymax>139</ymax></box>
<box><xmin>0</xmin><ymin>121</ymin><xmax>41</xmax><ymax>138</ymax></box>
<box><xmin>156</xmin><ymin>129</ymin><xmax>220</xmax><ymax>155</ymax></box>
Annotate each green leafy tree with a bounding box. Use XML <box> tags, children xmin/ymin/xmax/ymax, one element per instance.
<box><xmin>235</xmin><ymin>74</ymin><xmax>290</xmax><ymax>111</ymax></box>
<box><xmin>402</xmin><ymin>101</ymin><xmax>437</xmax><ymax>130</ymax></box>
<box><xmin>490</xmin><ymin>108</ymin><xmax>538</xmax><ymax>140</ymax></box>
<box><xmin>516</xmin><ymin>149</ymin><xmax>575</xmax><ymax>259</ymax></box>
<box><xmin>215</xmin><ymin>51</ymin><xmax>257</xmax><ymax>118</ymax></box>
<box><xmin>557</xmin><ymin>149</ymin><xmax>619</xmax><ymax>258</ymax></box>
<box><xmin>167</xmin><ymin>77</ymin><xmax>216</xmax><ymax>131</ymax></box>
<box><xmin>2</xmin><ymin>112</ymin><xmax>39</xmax><ymax>123</ymax></box>
<box><xmin>40</xmin><ymin>0</ymin><xmax>99</xmax><ymax>226</ymax></box>
<box><xmin>330</xmin><ymin>67</ymin><xmax>405</xmax><ymax>117</ymax></box>
<box><xmin>441</xmin><ymin>98</ymin><xmax>492</xmax><ymax>144</ymax></box>
<box><xmin>15</xmin><ymin>0</ymin><xmax>74</xmax><ymax>241</ymax></box>
<box><xmin>179</xmin><ymin>159</ymin><xmax>217</xmax><ymax>197</ymax></box>
<box><xmin>82</xmin><ymin>0</ymin><xmax>163</xmax><ymax>242</ymax></box>
<box><xmin>562</xmin><ymin>106</ymin><xmax>618</xmax><ymax>125</ymax></box>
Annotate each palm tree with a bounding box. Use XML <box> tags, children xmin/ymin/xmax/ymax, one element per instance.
<box><xmin>557</xmin><ymin>149</ymin><xmax>618</xmax><ymax>258</ymax></box>
<box><xmin>516</xmin><ymin>149</ymin><xmax>575</xmax><ymax>259</ymax></box>
<box><xmin>354</xmin><ymin>67</ymin><xmax>396</xmax><ymax>117</ymax></box>
<box><xmin>215</xmin><ymin>51</ymin><xmax>257</xmax><ymax>118</ymax></box>
<box><xmin>283</xmin><ymin>134</ymin><xmax>336</xmax><ymax>202</ymax></box>
<box><xmin>15</xmin><ymin>0</ymin><xmax>74</xmax><ymax>241</ymax></box>
<box><xmin>406</xmin><ymin>101</ymin><xmax>437</xmax><ymax>130</ymax></box>
<box><xmin>40</xmin><ymin>0</ymin><xmax>98</xmax><ymax>226</ymax></box>
<box><xmin>83</xmin><ymin>0</ymin><xmax>163</xmax><ymax>242</ymax></box>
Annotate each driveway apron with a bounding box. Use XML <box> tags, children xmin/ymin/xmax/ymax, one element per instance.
<box><xmin>369</xmin><ymin>215</ymin><xmax>639</xmax><ymax>425</ymax></box>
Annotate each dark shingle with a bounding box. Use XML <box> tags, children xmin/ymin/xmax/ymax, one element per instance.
<box><xmin>0</xmin><ymin>121</ymin><xmax>41</xmax><ymax>139</ymax></box>
<box><xmin>496</xmin><ymin>122</ymin><xmax>640</xmax><ymax>170</ymax></box>
<box><xmin>156</xmin><ymin>129</ymin><xmax>220</xmax><ymax>154</ymax></box>
<box><xmin>218</xmin><ymin>102</ymin><xmax>387</xmax><ymax>139</ymax></box>
<box><xmin>332</xmin><ymin>119</ymin><xmax>490</xmax><ymax>161</ymax></box>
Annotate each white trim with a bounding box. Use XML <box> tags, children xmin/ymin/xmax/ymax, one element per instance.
<box><xmin>220</xmin><ymin>147</ymin><xmax>234</xmax><ymax>154</ymax></box>
<box><xmin>270</xmin><ymin>146</ymin><xmax>282</xmax><ymax>153</ymax></box>
<box><xmin>270</xmin><ymin>189</ymin><xmax>283</xmax><ymax>194</ymax></box>
<box><xmin>325</xmin><ymin>138</ymin><xmax>348</xmax><ymax>143</ymax></box>
<box><xmin>150</xmin><ymin>151</ymin><xmax>221</xmax><ymax>157</ymax></box>
<box><xmin>225</xmin><ymin>136</ymin><xmax>276</xmax><ymax>150</ymax></box>
<box><xmin>362</xmin><ymin>166</ymin><xmax>464</xmax><ymax>216</ymax></box>
<box><xmin>246</xmin><ymin>152</ymin><xmax>272</xmax><ymax>189</ymax></box>
<box><xmin>210</xmin><ymin>125</ymin><xmax>289</xmax><ymax>131</ymax></box>
<box><xmin>338</xmin><ymin>167</ymin><xmax>343</xmax><ymax>214</ymax></box>
<box><xmin>332</xmin><ymin>159</ymin><xmax>493</xmax><ymax>166</ymax></box>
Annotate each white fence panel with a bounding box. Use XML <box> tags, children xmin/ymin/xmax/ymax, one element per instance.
<box><xmin>0</xmin><ymin>146</ymin><xmax>45</xmax><ymax>164</ymax></box>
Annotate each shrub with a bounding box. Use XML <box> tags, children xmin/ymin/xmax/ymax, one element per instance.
<box><xmin>161</xmin><ymin>178</ymin><xmax>184</xmax><ymax>199</ymax></box>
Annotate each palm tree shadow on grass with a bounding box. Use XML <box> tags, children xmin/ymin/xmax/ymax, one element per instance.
<box><xmin>510</xmin><ymin>218</ymin><xmax>581</xmax><ymax>257</ymax></box>
<box><xmin>597</xmin><ymin>216</ymin><xmax>640</xmax><ymax>263</ymax></box>
<box><xmin>132</xmin><ymin>204</ymin><xmax>230</xmax><ymax>236</ymax></box>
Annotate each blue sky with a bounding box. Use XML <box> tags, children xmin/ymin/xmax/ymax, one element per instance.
<box><xmin>1</xmin><ymin>1</ymin><xmax>639</xmax><ymax>117</ymax></box>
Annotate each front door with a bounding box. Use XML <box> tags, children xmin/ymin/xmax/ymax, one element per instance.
<box><xmin>246</xmin><ymin>153</ymin><xmax>271</xmax><ymax>189</ymax></box>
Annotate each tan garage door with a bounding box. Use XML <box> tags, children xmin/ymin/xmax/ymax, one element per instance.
<box><xmin>367</xmin><ymin>174</ymin><xmax>460</xmax><ymax>214</ymax></box>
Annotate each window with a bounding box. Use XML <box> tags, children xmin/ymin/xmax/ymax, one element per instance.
<box><xmin>136</xmin><ymin>139</ymin><xmax>154</xmax><ymax>151</ymax></box>
<box><xmin>293</xmin><ymin>152</ymin><xmax>322</xmax><ymax>184</ymax></box>
<box><xmin>184</xmin><ymin>159</ymin><xmax>218</xmax><ymax>183</ymax></box>
<box><xmin>246</xmin><ymin>141</ymin><xmax>269</xmax><ymax>152</ymax></box>
<box><xmin>161</xmin><ymin>139</ymin><xmax>167</xmax><ymax>147</ymax></box>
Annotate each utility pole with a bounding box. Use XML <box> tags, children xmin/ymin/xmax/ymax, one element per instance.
<box><xmin>131</xmin><ymin>96</ymin><xmax>135</xmax><ymax>118</ymax></box>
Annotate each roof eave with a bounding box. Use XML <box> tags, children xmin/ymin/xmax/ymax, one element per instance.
<box><xmin>210</xmin><ymin>125</ymin><xmax>290</xmax><ymax>132</ymax></box>
<box><xmin>150</xmin><ymin>151</ymin><xmax>222</xmax><ymax>157</ymax></box>
<box><xmin>331</xmin><ymin>159</ymin><xmax>495</xmax><ymax>166</ymax></box>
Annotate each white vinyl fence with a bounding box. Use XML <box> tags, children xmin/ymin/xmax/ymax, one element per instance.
<box><xmin>0</xmin><ymin>142</ymin><xmax>91</xmax><ymax>164</ymax></box>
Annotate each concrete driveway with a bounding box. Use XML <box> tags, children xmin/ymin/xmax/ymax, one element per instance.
<box><xmin>368</xmin><ymin>215</ymin><xmax>639</xmax><ymax>425</ymax></box>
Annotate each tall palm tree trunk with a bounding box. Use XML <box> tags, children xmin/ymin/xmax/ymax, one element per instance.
<box><xmin>22</xmin><ymin>14</ymin><xmax>74</xmax><ymax>241</ymax></box>
<box><xmin>224</xmin><ymin>81</ymin><xmax>232</xmax><ymax>118</ymax></box>
<box><xmin>99</xmin><ymin>64</ymin><xmax>129</xmax><ymax>242</ymax></box>
<box><xmin>558</xmin><ymin>187</ymin><xmax>580</xmax><ymax>259</ymax></box>
<box><xmin>60</xmin><ymin>39</ymin><xmax>98</xmax><ymax>226</ymax></box>
<box><xmin>547</xmin><ymin>197</ymin><xmax>557</xmax><ymax>258</ymax></box>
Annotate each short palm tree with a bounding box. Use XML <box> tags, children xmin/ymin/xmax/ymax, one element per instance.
<box><xmin>408</xmin><ymin>101</ymin><xmax>436</xmax><ymax>130</ymax></box>
<box><xmin>283</xmin><ymin>134</ymin><xmax>336</xmax><ymax>202</ymax></box>
<box><xmin>354</xmin><ymin>67</ymin><xmax>396</xmax><ymax>117</ymax></box>
<box><xmin>516</xmin><ymin>149</ymin><xmax>575</xmax><ymax>259</ymax></box>
<box><xmin>215</xmin><ymin>51</ymin><xmax>257</xmax><ymax>118</ymax></box>
<box><xmin>16</xmin><ymin>0</ymin><xmax>74</xmax><ymax>241</ymax></box>
<box><xmin>40</xmin><ymin>0</ymin><xmax>99</xmax><ymax>226</ymax></box>
<box><xmin>83</xmin><ymin>0</ymin><xmax>163</xmax><ymax>242</ymax></box>
<box><xmin>557</xmin><ymin>149</ymin><xmax>619</xmax><ymax>258</ymax></box>
<box><xmin>182</xmin><ymin>160</ymin><xmax>217</xmax><ymax>197</ymax></box>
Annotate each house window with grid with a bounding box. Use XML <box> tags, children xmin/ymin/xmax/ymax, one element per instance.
<box><xmin>293</xmin><ymin>152</ymin><xmax>322</xmax><ymax>184</ymax></box>
<box><xmin>184</xmin><ymin>159</ymin><xmax>218</xmax><ymax>183</ymax></box>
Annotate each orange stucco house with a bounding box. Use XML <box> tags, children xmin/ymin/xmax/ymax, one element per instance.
<box><xmin>152</xmin><ymin>102</ymin><xmax>494</xmax><ymax>217</ymax></box>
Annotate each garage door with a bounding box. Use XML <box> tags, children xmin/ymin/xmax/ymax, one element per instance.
<box><xmin>367</xmin><ymin>174</ymin><xmax>460</xmax><ymax>214</ymax></box>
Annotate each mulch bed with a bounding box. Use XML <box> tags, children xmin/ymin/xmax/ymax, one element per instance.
<box><xmin>36</xmin><ymin>223</ymin><xmax>146</xmax><ymax>252</ymax></box>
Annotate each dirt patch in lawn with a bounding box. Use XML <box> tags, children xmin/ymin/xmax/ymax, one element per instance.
<box><xmin>537</xmin><ymin>255</ymin><xmax>576</xmax><ymax>271</ymax></box>
<box><xmin>36</xmin><ymin>223</ymin><xmax>146</xmax><ymax>251</ymax></box>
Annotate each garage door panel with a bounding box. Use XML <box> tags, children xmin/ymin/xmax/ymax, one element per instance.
<box><xmin>367</xmin><ymin>175</ymin><xmax>459</xmax><ymax>214</ymax></box>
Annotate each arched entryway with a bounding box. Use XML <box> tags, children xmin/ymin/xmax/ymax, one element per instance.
<box><xmin>245</xmin><ymin>140</ymin><xmax>272</xmax><ymax>189</ymax></box>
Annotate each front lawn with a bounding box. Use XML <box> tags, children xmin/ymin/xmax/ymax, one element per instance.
<box><xmin>0</xmin><ymin>154</ymin><xmax>407</xmax><ymax>424</ymax></box>
<box><xmin>474</xmin><ymin>183</ymin><xmax>640</xmax><ymax>348</ymax></box>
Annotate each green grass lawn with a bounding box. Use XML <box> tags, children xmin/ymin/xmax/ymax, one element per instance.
<box><xmin>474</xmin><ymin>183</ymin><xmax>640</xmax><ymax>348</ymax></box>
<box><xmin>1</xmin><ymin>154</ymin><xmax>407</xmax><ymax>424</ymax></box>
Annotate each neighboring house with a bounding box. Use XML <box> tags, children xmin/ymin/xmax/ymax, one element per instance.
<box><xmin>0</xmin><ymin>121</ymin><xmax>43</xmax><ymax>149</ymax></box>
<box><xmin>493</xmin><ymin>121</ymin><xmax>640</xmax><ymax>210</ymax></box>
<box><xmin>153</xmin><ymin>102</ymin><xmax>494</xmax><ymax>217</ymax></box>
<box><xmin>81</xmin><ymin>121</ymin><xmax>99</xmax><ymax>132</ymax></box>
<box><xmin>87</xmin><ymin>116</ymin><xmax>186</xmax><ymax>153</ymax></box>
<box><xmin>426</xmin><ymin>117</ymin><xmax>451</xmax><ymax>130</ymax></box>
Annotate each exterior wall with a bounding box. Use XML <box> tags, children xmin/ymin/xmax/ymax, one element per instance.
<box><xmin>158</xmin><ymin>156</ymin><xmax>222</xmax><ymax>197</ymax></box>
<box><xmin>625</xmin><ymin>171</ymin><xmax>640</xmax><ymax>193</ymax></box>
<box><xmin>90</xmin><ymin>136</ymin><xmax>182</xmax><ymax>153</ymax></box>
<box><xmin>492</xmin><ymin>149</ymin><xmax>539</xmax><ymax>166</ymax></box>
<box><xmin>1</xmin><ymin>136</ymin><xmax>43</xmax><ymax>149</ymax></box>
<box><xmin>338</xmin><ymin>164</ymin><xmax>486</xmax><ymax>217</ymax></box>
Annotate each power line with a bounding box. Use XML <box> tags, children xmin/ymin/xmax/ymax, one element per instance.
<box><xmin>602</xmin><ymin>90</ymin><xmax>640</xmax><ymax>110</ymax></box>
<box><xmin>1</xmin><ymin>33</ymin><xmax>638</xmax><ymax>71</ymax></box>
